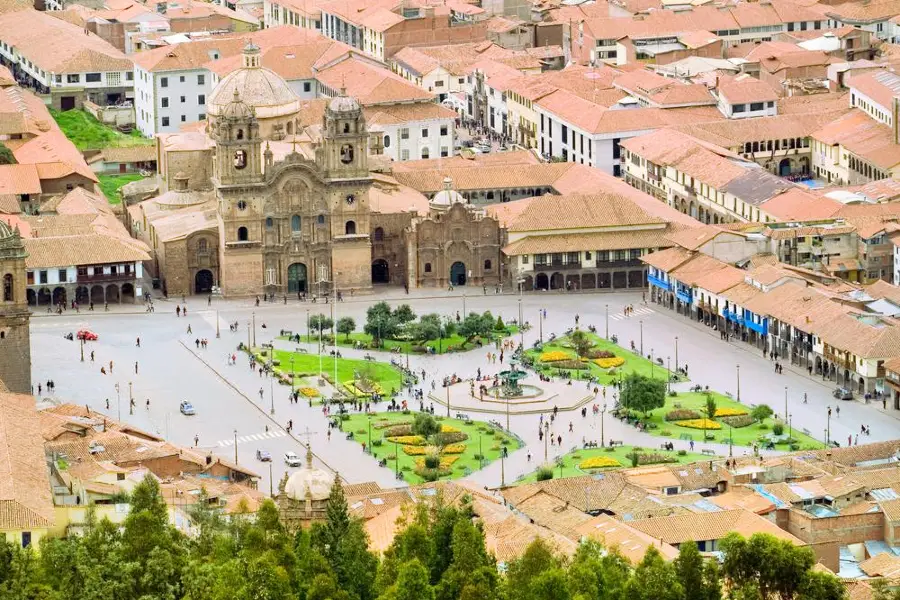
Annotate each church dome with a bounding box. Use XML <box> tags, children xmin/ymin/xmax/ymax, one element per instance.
<box><xmin>328</xmin><ymin>91</ymin><xmax>360</xmax><ymax>114</ymax></box>
<box><xmin>284</xmin><ymin>447</ymin><xmax>334</xmax><ymax>502</ymax></box>
<box><xmin>208</xmin><ymin>42</ymin><xmax>300</xmax><ymax>120</ymax></box>
<box><xmin>430</xmin><ymin>176</ymin><xmax>466</xmax><ymax>208</ymax></box>
<box><xmin>154</xmin><ymin>172</ymin><xmax>206</xmax><ymax>210</ymax></box>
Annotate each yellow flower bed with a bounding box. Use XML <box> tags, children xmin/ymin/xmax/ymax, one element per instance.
<box><xmin>675</xmin><ymin>418</ymin><xmax>722</xmax><ymax>430</ymax></box>
<box><xmin>388</xmin><ymin>435</ymin><xmax>426</xmax><ymax>446</ymax></box>
<box><xmin>540</xmin><ymin>350</ymin><xmax>572</xmax><ymax>362</ymax></box>
<box><xmin>441</xmin><ymin>425</ymin><xmax>460</xmax><ymax>433</ymax></box>
<box><xmin>714</xmin><ymin>407</ymin><xmax>748</xmax><ymax>417</ymax></box>
<box><xmin>415</xmin><ymin>455</ymin><xmax>459</xmax><ymax>469</ymax></box>
<box><xmin>579</xmin><ymin>456</ymin><xmax>621</xmax><ymax>470</ymax></box>
<box><xmin>298</xmin><ymin>387</ymin><xmax>320</xmax><ymax>398</ymax></box>
<box><xmin>402</xmin><ymin>445</ymin><xmax>426</xmax><ymax>456</ymax></box>
<box><xmin>443</xmin><ymin>444</ymin><xmax>466</xmax><ymax>454</ymax></box>
<box><xmin>593</xmin><ymin>357</ymin><xmax>625</xmax><ymax>369</ymax></box>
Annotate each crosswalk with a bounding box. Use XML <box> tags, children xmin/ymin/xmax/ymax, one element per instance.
<box><xmin>609</xmin><ymin>306</ymin><xmax>654</xmax><ymax>322</ymax></box>
<box><xmin>217</xmin><ymin>429</ymin><xmax>288</xmax><ymax>447</ymax></box>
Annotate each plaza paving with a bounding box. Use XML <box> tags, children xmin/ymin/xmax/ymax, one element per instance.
<box><xmin>29</xmin><ymin>287</ymin><xmax>900</xmax><ymax>492</ymax></box>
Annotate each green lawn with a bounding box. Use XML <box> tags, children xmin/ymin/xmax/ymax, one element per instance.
<box><xmin>51</xmin><ymin>108</ymin><xmax>151</xmax><ymax>150</ymax></box>
<box><xmin>98</xmin><ymin>173</ymin><xmax>144</xmax><ymax>204</ymax></box>
<box><xmin>524</xmin><ymin>332</ymin><xmax>679</xmax><ymax>385</ymax></box>
<box><xmin>635</xmin><ymin>391</ymin><xmax>822</xmax><ymax>451</ymax></box>
<box><xmin>341</xmin><ymin>412</ymin><xmax>522</xmax><ymax>484</ymax></box>
<box><xmin>280</xmin><ymin>326</ymin><xmax>519</xmax><ymax>355</ymax></box>
<box><xmin>517</xmin><ymin>445</ymin><xmax>712</xmax><ymax>483</ymax></box>
<box><xmin>255</xmin><ymin>348</ymin><xmax>404</xmax><ymax>399</ymax></box>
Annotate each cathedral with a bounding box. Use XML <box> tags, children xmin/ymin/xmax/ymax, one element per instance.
<box><xmin>132</xmin><ymin>43</ymin><xmax>503</xmax><ymax>297</ymax></box>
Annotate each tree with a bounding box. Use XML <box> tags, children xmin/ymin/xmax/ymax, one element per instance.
<box><xmin>457</xmin><ymin>312</ymin><xmax>494</xmax><ymax>343</ymax></box>
<box><xmin>393</xmin><ymin>304</ymin><xmax>416</xmax><ymax>325</ymax></box>
<box><xmin>720</xmin><ymin>532</ymin><xmax>816</xmax><ymax>600</ymax></box>
<box><xmin>621</xmin><ymin>374</ymin><xmax>666</xmax><ymax>416</ymax></box>
<box><xmin>704</xmin><ymin>394</ymin><xmax>717</xmax><ymax>422</ymax></box>
<box><xmin>412</xmin><ymin>413</ymin><xmax>439</xmax><ymax>439</ymax></box>
<box><xmin>674</xmin><ymin>541</ymin><xmax>719</xmax><ymax>600</ymax></box>
<box><xmin>317</xmin><ymin>477</ymin><xmax>350</xmax><ymax>563</ymax></box>
<box><xmin>505</xmin><ymin>539</ymin><xmax>558</xmax><ymax>600</ymax></box>
<box><xmin>570</xmin><ymin>330</ymin><xmax>594</xmax><ymax>358</ymax></box>
<box><xmin>380</xmin><ymin>559</ymin><xmax>433</xmax><ymax>600</ymax></box>
<box><xmin>0</xmin><ymin>143</ymin><xmax>14</xmax><ymax>165</ymax></box>
<box><xmin>365</xmin><ymin>302</ymin><xmax>399</xmax><ymax>345</ymax></box>
<box><xmin>309</xmin><ymin>314</ymin><xmax>334</xmax><ymax>336</ymax></box>
<box><xmin>337</xmin><ymin>317</ymin><xmax>356</xmax><ymax>341</ymax></box>
<box><xmin>624</xmin><ymin>546</ymin><xmax>682</xmax><ymax>600</ymax></box>
<box><xmin>797</xmin><ymin>570</ymin><xmax>847</xmax><ymax>600</ymax></box>
<box><xmin>751</xmin><ymin>404</ymin><xmax>774</xmax><ymax>423</ymax></box>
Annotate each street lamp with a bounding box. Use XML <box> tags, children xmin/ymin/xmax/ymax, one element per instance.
<box><xmin>600</xmin><ymin>403</ymin><xmax>607</xmax><ymax>447</ymax></box>
<box><xmin>270</xmin><ymin>368</ymin><xmax>275</xmax><ymax>415</ymax></box>
<box><xmin>788</xmin><ymin>413</ymin><xmax>793</xmax><ymax>442</ymax></box>
<box><xmin>394</xmin><ymin>440</ymin><xmax>399</xmax><ymax>479</ymax></box>
<box><xmin>234</xmin><ymin>429</ymin><xmax>238</xmax><ymax>464</ymax></box>
<box><xmin>650</xmin><ymin>348</ymin><xmax>654</xmax><ymax>378</ymax></box>
<box><xmin>826</xmin><ymin>405</ymin><xmax>832</xmax><ymax>446</ymax></box>
<box><xmin>463</xmin><ymin>290</ymin><xmax>467</xmax><ymax>316</ymax></box>
<box><xmin>784</xmin><ymin>385</ymin><xmax>788</xmax><ymax>422</ymax></box>
<box><xmin>728</xmin><ymin>421</ymin><xmax>733</xmax><ymax>457</ymax></box>
<box><xmin>639</xmin><ymin>320</ymin><xmax>644</xmax><ymax>355</ymax></box>
<box><xmin>306</xmin><ymin>309</ymin><xmax>310</xmax><ymax>343</ymax></box>
<box><xmin>216</xmin><ymin>309</ymin><xmax>220</xmax><ymax>339</ymax></box>
<box><xmin>115</xmin><ymin>382</ymin><xmax>121</xmax><ymax>421</ymax></box>
<box><xmin>128</xmin><ymin>381</ymin><xmax>133</xmax><ymax>415</ymax></box>
<box><xmin>605</xmin><ymin>304</ymin><xmax>609</xmax><ymax>339</ymax></box>
<box><xmin>539</xmin><ymin>308</ymin><xmax>544</xmax><ymax>343</ymax></box>
<box><xmin>675</xmin><ymin>336</ymin><xmax>679</xmax><ymax>376</ymax></box>
<box><xmin>666</xmin><ymin>356</ymin><xmax>671</xmax><ymax>393</ymax></box>
<box><xmin>736</xmin><ymin>364</ymin><xmax>741</xmax><ymax>402</ymax></box>
<box><xmin>543</xmin><ymin>421</ymin><xmax>549</xmax><ymax>460</ymax></box>
<box><xmin>80</xmin><ymin>337</ymin><xmax>84</xmax><ymax>362</ymax></box>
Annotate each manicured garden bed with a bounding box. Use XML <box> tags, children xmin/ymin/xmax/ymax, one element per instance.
<box><xmin>280</xmin><ymin>327</ymin><xmax>519</xmax><ymax>355</ymax></box>
<box><xmin>341</xmin><ymin>411</ymin><xmax>522</xmax><ymax>484</ymax></box>
<box><xmin>629</xmin><ymin>391</ymin><xmax>822</xmax><ymax>451</ymax></box>
<box><xmin>523</xmin><ymin>331</ymin><xmax>679</xmax><ymax>385</ymax></box>
<box><xmin>517</xmin><ymin>444</ymin><xmax>711</xmax><ymax>483</ymax></box>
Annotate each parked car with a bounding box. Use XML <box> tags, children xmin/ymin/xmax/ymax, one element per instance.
<box><xmin>256</xmin><ymin>449</ymin><xmax>272</xmax><ymax>462</ymax></box>
<box><xmin>833</xmin><ymin>387</ymin><xmax>853</xmax><ymax>401</ymax></box>
<box><xmin>179</xmin><ymin>400</ymin><xmax>196</xmax><ymax>415</ymax></box>
<box><xmin>77</xmin><ymin>329</ymin><xmax>98</xmax><ymax>341</ymax></box>
<box><xmin>284</xmin><ymin>451</ymin><xmax>302</xmax><ymax>467</ymax></box>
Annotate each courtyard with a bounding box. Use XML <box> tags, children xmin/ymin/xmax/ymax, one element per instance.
<box><xmin>27</xmin><ymin>286</ymin><xmax>900</xmax><ymax>492</ymax></box>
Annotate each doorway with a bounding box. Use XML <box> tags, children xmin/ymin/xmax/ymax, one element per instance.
<box><xmin>372</xmin><ymin>259</ymin><xmax>389</xmax><ymax>284</ymax></box>
<box><xmin>287</xmin><ymin>263</ymin><xmax>308</xmax><ymax>293</ymax></box>
<box><xmin>450</xmin><ymin>262</ymin><xmax>466</xmax><ymax>286</ymax></box>
<box><xmin>195</xmin><ymin>269</ymin><xmax>214</xmax><ymax>294</ymax></box>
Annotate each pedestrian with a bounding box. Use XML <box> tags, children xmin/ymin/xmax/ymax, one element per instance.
<box><xmin>848</xmin><ymin>435</ymin><xmax>852</xmax><ymax>446</ymax></box>
<box><xmin>146</xmin><ymin>398</ymin><xmax>150</xmax><ymax>410</ymax></box>
<box><xmin>90</xmin><ymin>351</ymin><xmax>95</xmax><ymax>362</ymax></box>
<box><xmin>105</xmin><ymin>398</ymin><xmax>109</xmax><ymax>410</ymax></box>
<box><xmin>136</xmin><ymin>337</ymin><xmax>141</xmax><ymax>347</ymax></box>
<box><xmin>109</xmin><ymin>360</ymin><xmax>113</xmax><ymax>374</ymax></box>
<box><xmin>689</xmin><ymin>440</ymin><xmax>695</xmax><ymax>451</ymax></box>
<box><xmin>527</xmin><ymin>451</ymin><xmax>531</xmax><ymax>462</ymax></box>
<box><xmin>187</xmin><ymin>324</ymin><xmax>192</xmax><ymax>334</ymax></box>
<box><xmin>134</xmin><ymin>361</ymin><xmax>138</xmax><ymax>374</ymax></box>
<box><xmin>259</xmin><ymin>387</ymin><xmax>264</xmax><ymax>399</ymax></box>
<box><xmin>803</xmin><ymin>392</ymin><xmax>808</xmax><ymax>404</ymax></box>
<box><xmin>183</xmin><ymin>307</ymin><xmax>187</xmax><ymax>316</ymax></box>
<box><xmin>37</xmin><ymin>383</ymin><xmax>41</xmax><ymax>395</ymax></box>
<box><xmin>327</xmin><ymin>429</ymin><xmax>331</xmax><ymax>441</ymax></box>
<box><xmin>557</xmin><ymin>434</ymin><xmax>562</xmax><ymax>446</ymax></box>
<box><xmin>194</xmin><ymin>434</ymin><xmax>199</xmax><ymax>447</ymax></box>
<box><xmin>836</xmin><ymin>406</ymin><xmax>840</xmax><ymax>417</ymax></box>
<box><xmin>569</xmin><ymin>421</ymin><xmax>573</xmax><ymax>432</ymax></box>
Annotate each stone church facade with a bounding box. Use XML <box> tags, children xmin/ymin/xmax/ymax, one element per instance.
<box><xmin>0</xmin><ymin>221</ymin><xmax>32</xmax><ymax>394</ymax></box>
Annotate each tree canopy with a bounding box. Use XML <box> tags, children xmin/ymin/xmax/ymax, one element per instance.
<box><xmin>621</xmin><ymin>373</ymin><xmax>666</xmax><ymax>416</ymax></box>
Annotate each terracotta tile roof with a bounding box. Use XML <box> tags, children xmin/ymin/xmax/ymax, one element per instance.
<box><xmin>760</xmin><ymin>50</ymin><xmax>834</xmax><ymax>74</ymax></box>
<box><xmin>666</xmin><ymin>225</ymin><xmax>731</xmax><ymax>251</ymax></box>
<box><xmin>369</xmin><ymin>175</ymin><xmax>429</xmax><ymax>215</ymax></box>
<box><xmin>0</xmin><ymin>164</ymin><xmax>41</xmax><ymax>195</ymax></box>
<box><xmin>813</xmin><ymin>109</ymin><xmax>900</xmax><ymax>171</ymax></box>
<box><xmin>574</xmin><ymin>514</ymin><xmax>680</xmax><ymax>563</ymax></box>
<box><xmin>760</xmin><ymin>188</ymin><xmax>843</xmax><ymax>221</ymax></box>
<box><xmin>205</xmin><ymin>36</ymin><xmax>351</xmax><ymax>81</ymax></box>
<box><xmin>391</xmin><ymin>41</ymin><xmax>518</xmax><ymax>77</ymax></box>
<box><xmin>366</xmin><ymin>102</ymin><xmax>458</xmax><ymax>125</ymax></box>
<box><xmin>860</xmin><ymin>552</ymin><xmax>900</xmax><ymax>577</ymax></box>
<box><xmin>316</xmin><ymin>57</ymin><xmax>433</xmax><ymax>105</ymax></box>
<box><xmin>504</xmin><ymin>229</ymin><xmax>673</xmax><ymax>255</ymax></box>
<box><xmin>509</xmin><ymin>192</ymin><xmax>664</xmax><ymax>232</ymax></box>
<box><xmin>826</xmin><ymin>0</ymin><xmax>900</xmax><ymax>24</ymax></box>
<box><xmin>392</xmin><ymin>161</ymin><xmax>574</xmax><ymax>192</ymax></box>
<box><xmin>0</xmin><ymin>84</ymin><xmax>56</xmax><ymax>138</ymax></box>
<box><xmin>0</xmin><ymin>9</ymin><xmax>131</xmax><ymax>74</ymax></box>
<box><xmin>640</xmin><ymin>246</ymin><xmax>695</xmax><ymax>271</ymax></box>
<box><xmin>803</xmin><ymin>440</ymin><xmax>900</xmax><ymax>467</ymax></box>
<box><xmin>13</xmin><ymin>130</ymin><xmax>97</xmax><ymax>183</ymax></box>
<box><xmin>678</xmin><ymin>30</ymin><xmax>719</xmax><ymax>49</ymax></box>
<box><xmin>630</xmin><ymin>508</ymin><xmax>805</xmax><ymax>545</ymax></box>
<box><xmin>879</xmin><ymin>498</ymin><xmax>900</xmax><ymax>521</ymax></box>
<box><xmin>100</xmin><ymin>146</ymin><xmax>157</xmax><ymax>164</ymax></box>
<box><xmin>483</xmin><ymin>512</ymin><xmax>579</xmax><ymax>563</ymax></box>
<box><xmin>0</xmin><ymin>393</ymin><xmax>54</xmax><ymax>531</ymax></box>
<box><xmin>847</xmin><ymin>70</ymin><xmax>900</xmax><ymax>112</ymax></box>
<box><xmin>717</xmin><ymin>74</ymin><xmax>779</xmax><ymax>105</ymax></box>
<box><xmin>777</xmin><ymin>91</ymin><xmax>851</xmax><ymax>114</ymax></box>
<box><xmin>708</xmin><ymin>488</ymin><xmax>776</xmax><ymax>514</ymax></box>
<box><xmin>22</xmin><ymin>234</ymin><xmax>150</xmax><ymax>268</ymax></box>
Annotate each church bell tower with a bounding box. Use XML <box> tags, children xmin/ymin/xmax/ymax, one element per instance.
<box><xmin>0</xmin><ymin>221</ymin><xmax>31</xmax><ymax>394</ymax></box>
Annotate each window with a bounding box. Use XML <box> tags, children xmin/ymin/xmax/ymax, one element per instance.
<box><xmin>421</xmin><ymin>148</ymin><xmax>430</xmax><ymax>159</ymax></box>
<box><xmin>401</xmin><ymin>150</ymin><xmax>409</xmax><ymax>160</ymax></box>
<box><xmin>440</xmin><ymin>125</ymin><xmax>448</xmax><ymax>136</ymax></box>
<box><xmin>291</xmin><ymin>215</ymin><xmax>301</xmax><ymax>232</ymax></box>
<box><xmin>198</xmin><ymin>113</ymin><xmax>205</xmax><ymax>120</ymax></box>
<box><xmin>39</xmin><ymin>271</ymin><xmax>47</xmax><ymax>284</ymax></box>
<box><xmin>373</xmin><ymin>227</ymin><xmax>384</xmax><ymax>241</ymax></box>
<box><xmin>441</xmin><ymin>146</ymin><xmax>448</xmax><ymax>157</ymax></box>
<box><xmin>161</xmin><ymin>97</ymin><xmax>169</xmax><ymax>108</ymax></box>
<box><xmin>400</xmin><ymin>128</ymin><xmax>409</xmax><ymax>140</ymax></box>
<box><xmin>197</xmin><ymin>74</ymin><xmax>205</xmax><ymax>85</ymax></box>
<box><xmin>233</xmin><ymin>150</ymin><xmax>246</xmax><ymax>169</ymax></box>
<box><xmin>303</xmin><ymin>81</ymin><xmax>311</xmax><ymax>92</ymax></box>
<box><xmin>180</xmin><ymin>95</ymin><xmax>186</xmax><ymax>103</ymax></box>
<box><xmin>750</xmin><ymin>102</ymin><xmax>764</xmax><ymax>111</ymax></box>
<box><xmin>126</xmin><ymin>71</ymin><xmax>133</xmax><ymax>81</ymax></box>
<box><xmin>522</xmin><ymin>255</ymin><xmax>529</xmax><ymax>264</ymax></box>
<box><xmin>180</xmin><ymin>115</ymin><xmax>186</xmax><ymax>122</ymax></box>
<box><xmin>198</xmin><ymin>94</ymin><xmax>205</xmax><ymax>105</ymax></box>
<box><xmin>86</xmin><ymin>73</ymin><xmax>101</xmax><ymax>83</ymax></box>
<box><xmin>58</xmin><ymin>269</ymin><xmax>67</xmax><ymax>283</ymax></box>
<box><xmin>67</xmin><ymin>74</ymin><xmax>80</xmax><ymax>83</ymax></box>
<box><xmin>266</xmin><ymin>217</ymin><xmax>274</xmax><ymax>229</ymax></box>
<box><xmin>21</xmin><ymin>532</ymin><xmax>30</xmax><ymax>548</ymax></box>
<box><xmin>161</xmin><ymin>77</ymin><xmax>168</xmax><ymax>87</ymax></box>
<box><xmin>424</xmin><ymin>262</ymin><xmax>432</xmax><ymax>273</ymax></box>
<box><xmin>237</xmin><ymin>227</ymin><xmax>248</xmax><ymax>241</ymax></box>
<box><xmin>383</xmin><ymin>134</ymin><xmax>391</xmax><ymax>148</ymax></box>
<box><xmin>421</xmin><ymin>128</ymin><xmax>429</xmax><ymax>138</ymax></box>
<box><xmin>733</xmin><ymin>103</ymin><xmax>746</xmax><ymax>113</ymax></box>
<box><xmin>198</xmin><ymin>238</ymin><xmax>208</xmax><ymax>253</ymax></box>
<box><xmin>237</xmin><ymin>200</ymin><xmax>247</xmax><ymax>211</ymax></box>
<box><xmin>484</xmin><ymin>259</ymin><xmax>492</xmax><ymax>270</ymax></box>
<box><xmin>317</xmin><ymin>214</ymin><xmax>325</xmax><ymax>225</ymax></box>
<box><xmin>345</xmin><ymin>220</ymin><xmax>356</xmax><ymax>235</ymax></box>
<box><xmin>2</xmin><ymin>273</ymin><xmax>12</xmax><ymax>301</ymax></box>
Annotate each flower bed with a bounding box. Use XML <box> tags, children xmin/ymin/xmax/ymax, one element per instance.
<box><xmin>388</xmin><ymin>435</ymin><xmax>426</xmax><ymax>446</ymax></box>
<box><xmin>675</xmin><ymin>418</ymin><xmax>722</xmax><ymax>430</ymax></box>
<box><xmin>540</xmin><ymin>350</ymin><xmax>572</xmax><ymax>362</ymax></box>
<box><xmin>415</xmin><ymin>455</ymin><xmax>459</xmax><ymax>469</ymax></box>
<box><xmin>344</xmin><ymin>380</ymin><xmax>385</xmax><ymax>398</ymax></box>
<box><xmin>554</xmin><ymin>360</ymin><xmax>590</xmax><ymax>370</ymax></box>
<box><xmin>628</xmin><ymin>452</ymin><xmax>677</xmax><ymax>465</ymax></box>
<box><xmin>441</xmin><ymin>425</ymin><xmax>460</xmax><ymax>433</ymax></box>
<box><xmin>402</xmin><ymin>445</ymin><xmax>427</xmax><ymax>456</ymax></box>
<box><xmin>382</xmin><ymin>423</ymin><xmax>412</xmax><ymax>436</ymax></box>
<box><xmin>299</xmin><ymin>387</ymin><xmax>320</xmax><ymax>398</ymax></box>
<box><xmin>665</xmin><ymin>409</ymin><xmax>702</xmax><ymax>422</ymax></box>
<box><xmin>715</xmin><ymin>407</ymin><xmax>749</xmax><ymax>417</ymax></box>
<box><xmin>578</xmin><ymin>456</ymin><xmax>621</xmax><ymax>470</ymax></box>
<box><xmin>442</xmin><ymin>444</ymin><xmax>467</xmax><ymax>454</ymax></box>
<box><xmin>720</xmin><ymin>415</ymin><xmax>755</xmax><ymax>428</ymax></box>
<box><xmin>586</xmin><ymin>349</ymin><xmax>616</xmax><ymax>359</ymax></box>
<box><xmin>593</xmin><ymin>357</ymin><xmax>625</xmax><ymax>369</ymax></box>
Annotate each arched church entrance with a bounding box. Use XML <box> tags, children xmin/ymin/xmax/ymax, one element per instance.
<box><xmin>450</xmin><ymin>262</ymin><xmax>467</xmax><ymax>286</ymax></box>
<box><xmin>372</xmin><ymin>259</ymin><xmax>389</xmax><ymax>284</ymax></box>
<box><xmin>195</xmin><ymin>269</ymin><xmax>214</xmax><ymax>294</ymax></box>
<box><xmin>288</xmin><ymin>263</ymin><xmax>308</xmax><ymax>293</ymax></box>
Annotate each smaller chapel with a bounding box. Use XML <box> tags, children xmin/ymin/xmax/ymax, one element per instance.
<box><xmin>274</xmin><ymin>446</ymin><xmax>335</xmax><ymax>532</ymax></box>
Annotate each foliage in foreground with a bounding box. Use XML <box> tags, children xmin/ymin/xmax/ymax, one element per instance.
<box><xmin>0</xmin><ymin>474</ymin><xmax>849</xmax><ymax>600</ymax></box>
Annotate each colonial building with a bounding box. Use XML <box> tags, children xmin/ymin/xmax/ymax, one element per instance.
<box><xmin>0</xmin><ymin>221</ymin><xmax>31</xmax><ymax>395</ymax></box>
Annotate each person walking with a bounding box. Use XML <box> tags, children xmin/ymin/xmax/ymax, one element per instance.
<box><xmin>136</xmin><ymin>337</ymin><xmax>141</xmax><ymax>347</ymax></box>
<box><xmin>194</xmin><ymin>434</ymin><xmax>199</xmax><ymax>447</ymax></box>
<box><xmin>109</xmin><ymin>360</ymin><xmax>114</xmax><ymax>374</ymax></box>
<box><xmin>134</xmin><ymin>361</ymin><xmax>139</xmax><ymax>375</ymax></box>
<box><xmin>145</xmin><ymin>398</ymin><xmax>150</xmax><ymax>410</ymax></box>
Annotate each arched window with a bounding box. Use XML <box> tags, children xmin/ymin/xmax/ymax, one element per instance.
<box><xmin>383</xmin><ymin>135</ymin><xmax>391</xmax><ymax>148</ymax></box>
<box><xmin>373</xmin><ymin>227</ymin><xmax>384</xmax><ymax>241</ymax></box>
<box><xmin>343</xmin><ymin>122</ymin><xmax>350</xmax><ymax>134</ymax></box>
<box><xmin>233</xmin><ymin>150</ymin><xmax>246</xmax><ymax>169</ymax></box>
<box><xmin>484</xmin><ymin>259</ymin><xmax>492</xmax><ymax>270</ymax></box>
<box><xmin>345</xmin><ymin>220</ymin><xmax>356</xmax><ymax>235</ymax></box>
<box><xmin>317</xmin><ymin>215</ymin><xmax>325</xmax><ymax>225</ymax></box>
<box><xmin>265</xmin><ymin>217</ymin><xmax>274</xmax><ymax>229</ymax></box>
<box><xmin>198</xmin><ymin>238</ymin><xmax>208</xmax><ymax>253</ymax></box>
<box><xmin>424</xmin><ymin>263</ymin><xmax>432</xmax><ymax>273</ymax></box>
<box><xmin>237</xmin><ymin>129</ymin><xmax>244</xmax><ymax>140</ymax></box>
<box><xmin>237</xmin><ymin>226</ymin><xmax>248</xmax><ymax>241</ymax></box>
<box><xmin>286</xmin><ymin>121</ymin><xmax>293</xmax><ymax>135</ymax></box>
<box><xmin>2</xmin><ymin>273</ymin><xmax>12</xmax><ymax>302</ymax></box>
<box><xmin>291</xmin><ymin>215</ymin><xmax>301</xmax><ymax>232</ymax></box>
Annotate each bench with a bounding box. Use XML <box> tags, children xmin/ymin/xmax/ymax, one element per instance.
<box><xmin>455</xmin><ymin>412</ymin><xmax>471</xmax><ymax>420</ymax></box>
<box><xmin>701</xmin><ymin>449</ymin><xmax>716</xmax><ymax>456</ymax></box>
<box><xmin>294</xmin><ymin>347</ymin><xmax>308</xmax><ymax>354</ymax></box>
<box><xmin>608</xmin><ymin>440</ymin><xmax>624</xmax><ymax>447</ymax></box>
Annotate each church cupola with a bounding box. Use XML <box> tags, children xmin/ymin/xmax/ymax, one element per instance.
<box><xmin>319</xmin><ymin>87</ymin><xmax>368</xmax><ymax>179</ymax></box>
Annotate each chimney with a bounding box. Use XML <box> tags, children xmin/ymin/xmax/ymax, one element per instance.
<box><xmin>893</xmin><ymin>97</ymin><xmax>899</xmax><ymax>145</ymax></box>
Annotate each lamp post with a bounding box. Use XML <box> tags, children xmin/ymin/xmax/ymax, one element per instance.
<box><xmin>543</xmin><ymin>421</ymin><xmax>549</xmax><ymax>461</ymax></box>
<box><xmin>216</xmin><ymin>309</ymin><xmax>220</xmax><ymax>339</ymax></box>
<box><xmin>270</xmin><ymin>368</ymin><xmax>275</xmax><ymax>415</ymax></box>
<box><xmin>826</xmin><ymin>406</ymin><xmax>832</xmax><ymax>446</ymax></box>
<box><xmin>234</xmin><ymin>429</ymin><xmax>238</xmax><ymax>464</ymax></box>
<box><xmin>605</xmin><ymin>304</ymin><xmax>609</xmax><ymax>339</ymax></box>
<box><xmin>784</xmin><ymin>385</ymin><xmax>788</xmax><ymax>422</ymax></box>
<box><xmin>447</xmin><ymin>384</ymin><xmax>451</xmax><ymax>418</ymax></box>
<box><xmin>600</xmin><ymin>403</ymin><xmax>607</xmax><ymax>447</ymax></box>
<box><xmin>128</xmin><ymin>381</ymin><xmax>133</xmax><ymax>415</ymax></box>
<box><xmin>788</xmin><ymin>412</ymin><xmax>793</xmax><ymax>441</ymax></box>
<box><xmin>650</xmin><ymin>348</ymin><xmax>654</xmax><ymax>378</ymax></box>
<box><xmin>639</xmin><ymin>320</ymin><xmax>644</xmax><ymax>356</ymax></box>
<box><xmin>728</xmin><ymin>421</ymin><xmax>733</xmax><ymax>457</ymax></box>
<box><xmin>675</xmin><ymin>336</ymin><xmax>679</xmax><ymax>375</ymax></box>
<box><xmin>463</xmin><ymin>289</ymin><xmax>467</xmax><ymax>316</ymax></box>
<box><xmin>269</xmin><ymin>462</ymin><xmax>273</xmax><ymax>497</ymax></box>
<box><xmin>394</xmin><ymin>440</ymin><xmax>399</xmax><ymax>478</ymax></box>
<box><xmin>306</xmin><ymin>309</ymin><xmax>310</xmax><ymax>343</ymax></box>
<box><xmin>247</xmin><ymin>320</ymin><xmax>251</xmax><ymax>349</ymax></box>
<box><xmin>80</xmin><ymin>337</ymin><xmax>84</xmax><ymax>362</ymax></box>
<box><xmin>539</xmin><ymin>308</ymin><xmax>543</xmax><ymax>343</ymax></box>
<box><xmin>252</xmin><ymin>311</ymin><xmax>256</xmax><ymax>348</ymax></box>
<box><xmin>115</xmin><ymin>382</ymin><xmax>121</xmax><ymax>421</ymax></box>
<box><xmin>736</xmin><ymin>364</ymin><xmax>741</xmax><ymax>402</ymax></box>
<box><xmin>667</xmin><ymin>356</ymin><xmax>671</xmax><ymax>393</ymax></box>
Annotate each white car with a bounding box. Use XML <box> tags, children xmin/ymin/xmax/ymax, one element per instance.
<box><xmin>284</xmin><ymin>451</ymin><xmax>302</xmax><ymax>467</ymax></box>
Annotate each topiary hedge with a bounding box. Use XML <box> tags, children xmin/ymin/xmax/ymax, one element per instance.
<box><xmin>664</xmin><ymin>409</ymin><xmax>702</xmax><ymax>422</ymax></box>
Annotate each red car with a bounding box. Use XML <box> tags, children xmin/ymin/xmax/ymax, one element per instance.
<box><xmin>76</xmin><ymin>330</ymin><xmax>98</xmax><ymax>341</ymax></box>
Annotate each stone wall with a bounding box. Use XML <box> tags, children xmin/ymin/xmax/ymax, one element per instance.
<box><xmin>0</xmin><ymin>311</ymin><xmax>31</xmax><ymax>394</ymax></box>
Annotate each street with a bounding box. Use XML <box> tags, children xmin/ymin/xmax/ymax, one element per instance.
<box><xmin>30</xmin><ymin>287</ymin><xmax>900</xmax><ymax>492</ymax></box>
